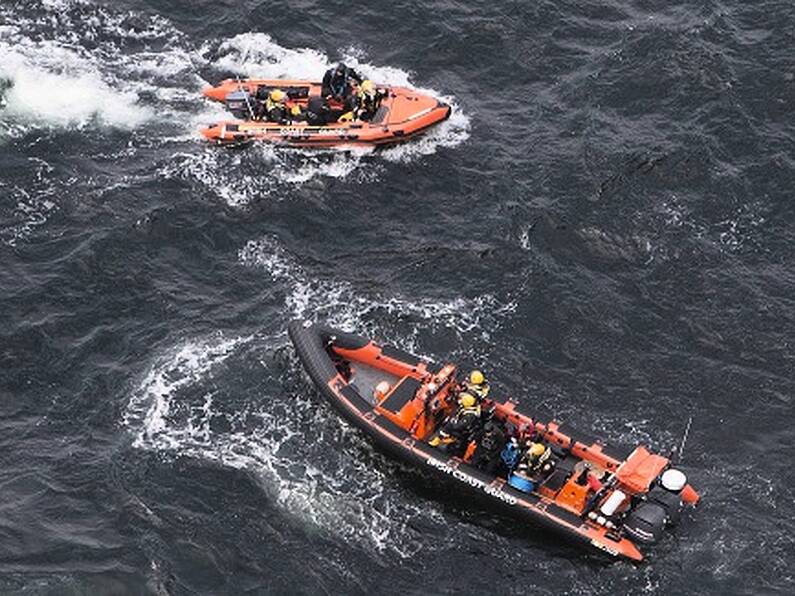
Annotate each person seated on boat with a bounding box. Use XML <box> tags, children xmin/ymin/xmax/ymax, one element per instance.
<box><xmin>256</xmin><ymin>88</ymin><xmax>291</xmax><ymax>124</ymax></box>
<box><xmin>517</xmin><ymin>440</ymin><xmax>554</xmax><ymax>476</ymax></box>
<box><xmin>321</xmin><ymin>62</ymin><xmax>363</xmax><ymax>101</ymax></box>
<box><xmin>471</xmin><ymin>420</ymin><xmax>507</xmax><ymax>475</ymax></box>
<box><xmin>504</xmin><ymin>433</ymin><xmax>538</xmax><ymax>492</ymax></box>
<box><xmin>305</xmin><ymin>96</ymin><xmax>333</xmax><ymax>126</ymax></box>
<box><xmin>428</xmin><ymin>392</ymin><xmax>482</xmax><ymax>455</ymax></box>
<box><xmin>351</xmin><ymin>80</ymin><xmax>382</xmax><ymax>122</ymax></box>
<box><xmin>336</xmin><ymin>81</ymin><xmax>382</xmax><ymax>123</ymax></box>
<box><xmin>500</xmin><ymin>436</ymin><xmax>521</xmax><ymax>473</ymax></box>
<box><xmin>463</xmin><ymin>369</ymin><xmax>490</xmax><ymax>402</ymax></box>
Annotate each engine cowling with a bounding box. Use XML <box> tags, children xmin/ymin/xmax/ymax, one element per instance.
<box><xmin>622</xmin><ymin>502</ymin><xmax>667</xmax><ymax>544</ymax></box>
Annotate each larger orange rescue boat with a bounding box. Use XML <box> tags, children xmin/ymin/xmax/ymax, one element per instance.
<box><xmin>289</xmin><ymin>320</ymin><xmax>700</xmax><ymax>562</ymax></box>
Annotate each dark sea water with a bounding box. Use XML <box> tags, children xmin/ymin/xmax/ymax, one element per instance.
<box><xmin>2</xmin><ymin>0</ymin><xmax>794</xmax><ymax>594</ymax></box>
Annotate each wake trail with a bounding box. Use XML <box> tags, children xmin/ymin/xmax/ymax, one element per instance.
<box><xmin>123</xmin><ymin>332</ymin><xmax>439</xmax><ymax>559</ymax></box>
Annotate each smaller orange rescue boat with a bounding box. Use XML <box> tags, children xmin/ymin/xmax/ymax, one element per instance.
<box><xmin>289</xmin><ymin>320</ymin><xmax>700</xmax><ymax>562</ymax></box>
<box><xmin>201</xmin><ymin>78</ymin><xmax>451</xmax><ymax>148</ymax></box>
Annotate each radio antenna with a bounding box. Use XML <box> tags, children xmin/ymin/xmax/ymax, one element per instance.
<box><xmin>676</xmin><ymin>416</ymin><xmax>693</xmax><ymax>464</ymax></box>
<box><xmin>235</xmin><ymin>74</ymin><xmax>256</xmax><ymax>121</ymax></box>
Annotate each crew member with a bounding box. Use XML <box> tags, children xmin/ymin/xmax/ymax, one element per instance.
<box><xmin>351</xmin><ymin>79</ymin><xmax>382</xmax><ymax>121</ymax></box>
<box><xmin>321</xmin><ymin>62</ymin><xmax>363</xmax><ymax>100</ymax></box>
<box><xmin>428</xmin><ymin>392</ymin><xmax>481</xmax><ymax>455</ymax></box>
<box><xmin>471</xmin><ymin>420</ymin><xmax>507</xmax><ymax>475</ymax></box>
<box><xmin>518</xmin><ymin>441</ymin><xmax>553</xmax><ymax>475</ymax></box>
<box><xmin>305</xmin><ymin>96</ymin><xmax>333</xmax><ymax>125</ymax></box>
<box><xmin>464</xmin><ymin>369</ymin><xmax>490</xmax><ymax>402</ymax></box>
<box><xmin>258</xmin><ymin>89</ymin><xmax>291</xmax><ymax>123</ymax></box>
<box><xmin>501</xmin><ymin>437</ymin><xmax>521</xmax><ymax>473</ymax></box>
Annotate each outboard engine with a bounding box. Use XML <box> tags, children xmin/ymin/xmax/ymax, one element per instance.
<box><xmin>622</xmin><ymin>502</ymin><xmax>667</xmax><ymax>544</ymax></box>
<box><xmin>648</xmin><ymin>486</ymin><xmax>683</xmax><ymax>525</ymax></box>
<box><xmin>225</xmin><ymin>90</ymin><xmax>254</xmax><ymax>119</ymax></box>
<box><xmin>623</xmin><ymin>468</ymin><xmax>687</xmax><ymax>543</ymax></box>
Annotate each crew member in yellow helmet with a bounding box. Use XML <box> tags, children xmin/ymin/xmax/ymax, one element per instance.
<box><xmin>464</xmin><ymin>369</ymin><xmax>490</xmax><ymax>402</ymax></box>
<box><xmin>349</xmin><ymin>79</ymin><xmax>383</xmax><ymax>122</ymax></box>
<box><xmin>258</xmin><ymin>88</ymin><xmax>301</xmax><ymax>124</ymax></box>
<box><xmin>428</xmin><ymin>392</ymin><xmax>482</xmax><ymax>455</ymax></box>
<box><xmin>518</xmin><ymin>440</ymin><xmax>552</xmax><ymax>475</ymax></box>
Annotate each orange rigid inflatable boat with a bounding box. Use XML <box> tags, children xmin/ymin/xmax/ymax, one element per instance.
<box><xmin>289</xmin><ymin>320</ymin><xmax>700</xmax><ymax>562</ymax></box>
<box><xmin>201</xmin><ymin>78</ymin><xmax>451</xmax><ymax>147</ymax></box>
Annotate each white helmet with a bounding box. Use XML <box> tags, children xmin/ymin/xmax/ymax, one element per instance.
<box><xmin>661</xmin><ymin>468</ymin><xmax>687</xmax><ymax>492</ymax></box>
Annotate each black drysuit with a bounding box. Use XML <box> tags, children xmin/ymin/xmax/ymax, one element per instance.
<box><xmin>321</xmin><ymin>66</ymin><xmax>363</xmax><ymax>99</ymax></box>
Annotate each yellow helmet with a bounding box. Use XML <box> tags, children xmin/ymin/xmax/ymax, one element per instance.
<box><xmin>459</xmin><ymin>393</ymin><xmax>476</xmax><ymax>408</ymax></box>
<box><xmin>469</xmin><ymin>370</ymin><xmax>485</xmax><ymax>385</ymax></box>
<box><xmin>529</xmin><ymin>442</ymin><xmax>546</xmax><ymax>457</ymax></box>
<box><xmin>360</xmin><ymin>79</ymin><xmax>375</xmax><ymax>95</ymax></box>
<box><xmin>269</xmin><ymin>89</ymin><xmax>286</xmax><ymax>102</ymax></box>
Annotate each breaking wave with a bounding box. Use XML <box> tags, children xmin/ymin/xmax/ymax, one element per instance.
<box><xmin>0</xmin><ymin>1</ymin><xmax>190</xmax><ymax>132</ymax></box>
<box><xmin>0</xmin><ymin>42</ymin><xmax>152</xmax><ymax>130</ymax></box>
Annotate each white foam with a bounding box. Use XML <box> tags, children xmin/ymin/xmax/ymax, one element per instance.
<box><xmin>213</xmin><ymin>33</ymin><xmax>332</xmax><ymax>80</ymax></box>
<box><xmin>381</xmin><ymin>106</ymin><xmax>471</xmax><ymax>162</ymax></box>
<box><xmin>158</xmin><ymin>146</ymin><xmax>280</xmax><ymax>208</ymax></box>
<box><xmin>276</xmin><ymin>151</ymin><xmax>367</xmax><ymax>184</ymax></box>
<box><xmin>0</xmin><ymin>1</ymin><xmax>221</xmax><ymax>135</ymax></box>
<box><xmin>0</xmin><ymin>3</ymin><xmax>166</xmax><ymax>131</ymax></box>
<box><xmin>40</xmin><ymin>0</ymin><xmax>83</xmax><ymax>9</ymax></box>
<box><xmin>0</xmin><ymin>48</ymin><xmax>152</xmax><ymax>129</ymax></box>
<box><xmin>125</xmin><ymin>334</ymin><xmax>251</xmax><ymax>448</ymax></box>
<box><xmin>124</xmin><ymin>332</ymin><xmax>431</xmax><ymax>557</ymax></box>
<box><xmin>158</xmin><ymin>143</ymin><xmax>381</xmax><ymax>207</ymax></box>
<box><xmin>238</xmin><ymin>235</ymin><xmax>515</xmax><ymax>342</ymax></box>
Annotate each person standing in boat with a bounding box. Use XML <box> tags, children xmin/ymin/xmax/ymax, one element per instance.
<box><xmin>321</xmin><ymin>62</ymin><xmax>363</xmax><ymax>101</ymax></box>
<box><xmin>463</xmin><ymin>369</ymin><xmax>490</xmax><ymax>402</ymax></box>
<box><xmin>471</xmin><ymin>420</ymin><xmax>507</xmax><ymax>474</ymax></box>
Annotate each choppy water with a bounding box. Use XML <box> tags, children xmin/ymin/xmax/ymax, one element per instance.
<box><xmin>1</xmin><ymin>0</ymin><xmax>794</xmax><ymax>594</ymax></box>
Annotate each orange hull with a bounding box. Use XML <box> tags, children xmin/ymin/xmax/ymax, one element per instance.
<box><xmin>289</xmin><ymin>321</ymin><xmax>700</xmax><ymax>562</ymax></box>
<box><xmin>201</xmin><ymin>78</ymin><xmax>451</xmax><ymax>147</ymax></box>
